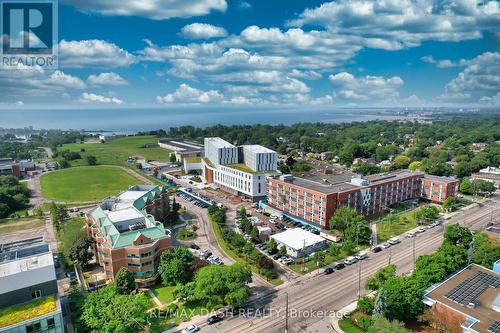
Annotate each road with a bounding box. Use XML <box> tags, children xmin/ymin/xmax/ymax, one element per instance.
<box><xmin>180</xmin><ymin>196</ymin><xmax>499</xmax><ymax>333</ymax></box>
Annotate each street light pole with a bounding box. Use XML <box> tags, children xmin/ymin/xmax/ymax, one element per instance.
<box><xmin>412</xmin><ymin>236</ymin><xmax>416</xmax><ymax>270</ymax></box>
<box><xmin>357</xmin><ymin>260</ymin><xmax>361</xmax><ymax>299</ymax></box>
<box><xmin>284</xmin><ymin>292</ymin><xmax>289</xmax><ymax>333</ymax></box>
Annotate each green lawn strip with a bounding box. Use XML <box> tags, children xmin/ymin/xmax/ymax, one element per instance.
<box><xmin>40</xmin><ymin>166</ymin><xmax>139</xmax><ymax>202</ymax></box>
<box><xmin>58</xmin><ymin>217</ymin><xmax>86</xmax><ymax>268</ymax></box>
<box><xmin>338</xmin><ymin>317</ymin><xmax>367</xmax><ymax>333</ymax></box>
<box><xmin>151</xmin><ymin>285</ymin><xmax>175</xmax><ymax>305</ymax></box>
<box><xmin>0</xmin><ymin>218</ymin><xmax>44</xmax><ymax>234</ymax></box>
<box><xmin>175</xmin><ymin>229</ymin><xmax>197</xmax><ymax>241</ymax></box>
<box><xmin>210</xmin><ymin>219</ymin><xmax>283</xmax><ymax>285</ymax></box>
<box><xmin>288</xmin><ymin>250</ymin><xmax>350</xmax><ymax>275</ymax></box>
<box><xmin>376</xmin><ymin>208</ymin><xmax>420</xmax><ymax>243</ymax></box>
<box><xmin>61</xmin><ymin>136</ymin><xmax>170</xmax><ymax>167</ymax></box>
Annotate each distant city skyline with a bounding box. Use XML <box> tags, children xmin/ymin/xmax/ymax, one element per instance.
<box><xmin>0</xmin><ymin>0</ymin><xmax>499</xmax><ymax>109</ymax></box>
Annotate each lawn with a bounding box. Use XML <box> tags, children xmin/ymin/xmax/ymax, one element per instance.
<box><xmin>0</xmin><ymin>296</ymin><xmax>56</xmax><ymax>328</ymax></box>
<box><xmin>151</xmin><ymin>285</ymin><xmax>175</xmax><ymax>305</ymax></box>
<box><xmin>61</xmin><ymin>136</ymin><xmax>170</xmax><ymax>167</ymax></box>
<box><xmin>175</xmin><ymin>228</ymin><xmax>197</xmax><ymax>241</ymax></box>
<box><xmin>338</xmin><ymin>317</ymin><xmax>366</xmax><ymax>333</ymax></box>
<box><xmin>376</xmin><ymin>208</ymin><xmax>420</xmax><ymax>243</ymax></box>
<box><xmin>0</xmin><ymin>218</ymin><xmax>44</xmax><ymax>235</ymax></box>
<box><xmin>40</xmin><ymin>166</ymin><xmax>139</xmax><ymax>202</ymax></box>
<box><xmin>58</xmin><ymin>217</ymin><xmax>86</xmax><ymax>267</ymax></box>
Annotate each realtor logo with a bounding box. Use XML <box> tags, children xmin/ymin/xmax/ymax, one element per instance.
<box><xmin>1</xmin><ymin>0</ymin><xmax>58</xmax><ymax>68</ymax></box>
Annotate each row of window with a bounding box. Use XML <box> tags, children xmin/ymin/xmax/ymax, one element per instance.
<box><xmin>126</xmin><ymin>246</ymin><xmax>160</xmax><ymax>258</ymax></box>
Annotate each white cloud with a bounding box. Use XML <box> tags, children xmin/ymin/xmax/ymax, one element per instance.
<box><xmin>87</xmin><ymin>72</ymin><xmax>128</xmax><ymax>86</ymax></box>
<box><xmin>289</xmin><ymin>0</ymin><xmax>500</xmax><ymax>49</ymax></box>
<box><xmin>14</xmin><ymin>101</ymin><xmax>24</xmax><ymax>106</ymax></box>
<box><xmin>59</xmin><ymin>39</ymin><xmax>137</xmax><ymax>68</ymax></box>
<box><xmin>239</xmin><ymin>1</ymin><xmax>251</xmax><ymax>9</ymax></box>
<box><xmin>156</xmin><ymin>83</ymin><xmax>223</xmax><ymax>104</ymax></box>
<box><xmin>181</xmin><ymin>23</ymin><xmax>227</xmax><ymax>39</ymax></box>
<box><xmin>62</xmin><ymin>0</ymin><xmax>227</xmax><ymax>20</ymax></box>
<box><xmin>421</xmin><ymin>55</ymin><xmax>469</xmax><ymax>68</ymax></box>
<box><xmin>329</xmin><ymin>72</ymin><xmax>404</xmax><ymax>102</ymax></box>
<box><xmin>79</xmin><ymin>92</ymin><xmax>124</xmax><ymax>104</ymax></box>
<box><xmin>441</xmin><ymin>52</ymin><xmax>500</xmax><ymax>102</ymax></box>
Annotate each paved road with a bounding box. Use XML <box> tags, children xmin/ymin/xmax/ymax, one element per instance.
<box><xmin>178</xmin><ymin>196</ymin><xmax>499</xmax><ymax>333</ymax></box>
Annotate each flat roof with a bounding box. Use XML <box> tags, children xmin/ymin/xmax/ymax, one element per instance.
<box><xmin>425</xmin><ymin>264</ymin><xmax>500</xmax><ymax>333</ymax></box>
<box><xmin>159</xmin><ymin>140</ymin><xmax>203</xmax><ymax>151</ymax></box>
<box><xmin>271</xmin><ymin>228</ymin><xmax>326</xmax><ymax>251</ymax></box>
<box><xmin>0</xmin><ymin>296</ymin><xmax>58</xmax><ymax>328</ymax></box>
<box><xmin>242</xmin><ymin>145</ymin><xmax>276</xmax><ymax>154</ymax></box>
<box><xmin>284</xmin><ymin>176</ymin><xmax>358</xmax><ymax>194</ymax></box>
<box><xmin>0</xmin><ymin>237</ymin><xmax>48</xmax><ymax>263</ymax></box>
<box><xmin>422</xmin><ymin>174</ymin><xmax>459</xmax><ymax>183</ymax></box>
<box><xmin>0</xmin><ymin>252</ymin><xmax>53</xmax><ymax>278</ymax></box>
<box><xmin>205</xmin><ymin>137</ymin><xmax>235</xmax><ymax>148</ymax></box>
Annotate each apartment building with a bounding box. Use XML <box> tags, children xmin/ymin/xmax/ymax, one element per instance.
<box><xmin>0</xmin><ymin>238</ymin><xmax>64</xmax><ymax>333</ymax></box>
<box><xmin>267</xmin><ymin>170</ymin><xmax>459</xmax><ymax>228</ymax></box>
<box><xmin>202</xmin><ymin>138</ymin><xmax>278</xmax><ymax>201</ymax></box>
<box><xmin>87</xmin><ymin>185</ymin><xmax>172</xmax><ymax>287</ymax></box>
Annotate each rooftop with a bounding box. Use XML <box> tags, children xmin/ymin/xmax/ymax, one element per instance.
<box><xmin>205</xmin><ymin>137</ymin><xmax>235</xmax><ymax>148</ymax></box>
<box><xmin>281</xmin><ymin>176</ymin><xmax>358</xmax><ymax>194</ymax></box>
<box><xmin>271</xmin><ymin>228</ymin><xmax>326</xmax><ymax>251</ymax></box>
<box><xmin>0</xmin><ymin>252</ymin><xmax>54</xmax><ymax>278</ymax></box>
<box><xmin>158</xmin><ymin>139</ymin><xmax>203</xmax><ymax>151</ymax></box>
<box><xmin>185</xmin><ymin>156</ymin><xmax>202</xmax><ymax>163</ymax></box>
<box><xmin>422</xmin><ymin>173</ymin><xmax>459</xmax><ymax>183</ymax></box>
<box><xmin>424</xmin><ymin>264</ymin><xmax>500</xmax><ymax>333</ymax></box>
<box><xmin>242</xmin><ymin>144</ymin><xmax>276</xmax><ymax>154</ymax></box>
<box><xmin>0</xmin><ymin>296</ymin><xmax>58</xmax><ymax>328</ymax></box>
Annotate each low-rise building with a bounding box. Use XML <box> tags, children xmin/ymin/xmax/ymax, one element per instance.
<box><xmin>0</xmin><ymin>238</ymin><xmax>64</xmax><ymax>333</ymax></box>
<box><xmin>0</xmin><ymin>158</ymin><xmax>35</xmax><ymax>178</ymax></box>
<box><xmin>270</xmin><ymin>228</ymin><xmax>328</xmax><ymax>257</ymax></box>
<box><xmin>87</xmin><ymin>185</ymin><xmax>173</xmax><ymax>287</ymax></box>
<box><xmin>267</xmin><ymin>170</ymin><xmax>459</xmax><ymax>229</ymax></box>
<box><xmin>202</xmin><ymin>138</ymin><xmax>279</xmax><ymax>201</ymax></box>
<box><xmin>158</xmin><ymin>139</ymin><xmax>204</xmax><ymax>162</ymax></box>
<box><xmin>423</xmin><ymin>264</ymin><xmax>500</xmax><ymax>333</ymax></box>
<box><xmin>471</xmin><ymin>166</ymin><xmax>500</xmax><ymax>190</ymax></box>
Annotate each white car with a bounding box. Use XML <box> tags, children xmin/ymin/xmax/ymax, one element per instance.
<box><xmin>417</xmin><ymin>227</ymin><xmax>426</xmax><ymax>233</ymax></box>
<box><xmin>406</xmin><ymin>232</ymin><xmax>416</xmax><ymax>238</ymax></box>
<box><xmin>269</xmin><ymin>219</ymin><xmax>277</xmax><ymax>224</ymax></box>
<box><xmin>344</xmin><ymin>256</ymin><xmax>358</xmax><ymax>265</ymax></box>
<box><xmin>355</xmin><ymin>252</ymin><xmax>368</xmax><ymax>260</ymax></box>
<box><xmin>381</xmin><ymin>242</ymin><xmax>391</xmax><ymax>249</ymax></box>
<box><xmin>388</xmin><ymin>237</ymin><xmax>401</xmax><ymax>245</ymax></box>
<box><xmin>182</xmin><ymin>325</ymin><xmax>199</xmax><ymax>333</ymax></box>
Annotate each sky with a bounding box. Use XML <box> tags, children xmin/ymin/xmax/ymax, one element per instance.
<box><xmin>0</xmin><ymin>0</ymin><xmax>499</xmax><ymax>109</ymax></box>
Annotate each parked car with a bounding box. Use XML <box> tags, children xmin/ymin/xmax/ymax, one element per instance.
<box><xmin>201</xmin><ymin>250</ymin><xmax>212</xmax><ymax>258</ymax></box>
<box><xmin>207</xmin><ymin>313</ymin><xmax>224</xmax><ymax>325</ymax></box>
<box><xmin>66</xmin><ymin>271</ymin><xmax>76</xmax><ymax>279</ymax></box>
<box><xmin>334</xmin><ymin>263</ymin><xmax>346</xmax><ymax>270</ymax></box>
<box><xmin>182</xmin><ymin>325</ymin><xmax>199</xmax><ymax>333</ymax></box>
<box><xmin>272</xmin><ymin>254</ymin><xmax>281</xmax><ymax>260</ymax></box>
<box><xmin>381</xmin><ymin>242</ymin><xmax>391</xmax><ymax>249</ymax></box>
<box><xmin>344</xmin><ymin>256</ymin><xmax>358</xmax><ymax>265</ymax></box>
<box><xmin>355</xmin><ymin>252</ymin><xmax>368</xmax><ymax>260</ymax></box>
<box><xmin>189</xmin><ymin>243</ymin><xmax>200</xmax><ymax>250</ymax></box>
<box><xmin>406</xmin><ymin>232</ymin><xmax>416</xmax><ymax>238</ymax></box>
<box><xmin>388</xmin><ymin>237</ymin><xmax>401</xmax><ymax>245</ymax></box>
<box><xmin>372</xmin><ymin>246</ymin><xmax>382</xmax><ymax>253</ymax></box>
<box><xmin>417</xmin><ymin>227</ymin><xmax>426</xmax><ymax>233</ymax></box>
<box><xmin>324</xmin><ymin>267</ymin><xmax>334</xmax><ymax>275</ymax></box>
<box><xmin>283</xmin><ymin>258</ymin><xmax>295</xmax><ymax>265</ymax></box>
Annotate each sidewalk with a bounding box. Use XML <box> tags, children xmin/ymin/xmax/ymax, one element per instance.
<box><xmin>330</xmin><ymin>299</ymin><xmax>359</xmax><ymax>333</ymax></box>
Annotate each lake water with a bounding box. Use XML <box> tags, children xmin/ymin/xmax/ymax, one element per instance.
<box><xmin>0</xmin><ymin>107</ymin><xmax>408</xmax><ymax>132</ymax></box>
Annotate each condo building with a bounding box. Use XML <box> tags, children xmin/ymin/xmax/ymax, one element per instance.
<box><xmin>0</xmin><ymin>238</ymin><xmax>64</xmax><ymax>333</ymax></box>
<box><xmin>201</xmin><ymin>138</ymin><xmax>278</xmax><ymax>201</ymax></box>
<box><xmin>87</xmin><ymin>185</ymin><xmax>172</xmax><ymax>287</ymax></box>
<box><xmin>267</xmin><ymin>170</ymin><xmax>459</xmax><ymax>229</ymax></box>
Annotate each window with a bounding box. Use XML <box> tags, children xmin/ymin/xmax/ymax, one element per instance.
<box><xmin>47</xmin><ymin>318</ymin><xmax>55</xmax><ymax>329</ymax></box>
<box><xmin>31</xmin><ymin>290</ymin><xmax>41</xmax><ymax>299</ymax></box>
<box><xmin>26</xmin><ymin>322</ymin><xmax>42</xmax><ymax>333</ymax></box>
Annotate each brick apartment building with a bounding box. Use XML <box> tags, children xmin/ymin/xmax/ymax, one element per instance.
<box><xmin>423</xmin><ymin>264</ymin><xmax>500</xmax><ymax>333</ymax></box>
<box><xmin>267</xmin><ymin>170</ymin><xmax>459</xmax><ymax>228</ymax></box>
<box><xmin>87</xmin><ymin>185</ymin><xmax>172</xmax><ymax>287</ymax></box>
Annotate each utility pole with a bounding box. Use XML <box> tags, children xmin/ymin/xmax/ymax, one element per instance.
<box><xmin>412</xmin><ymin>236</ymin><xmax>416</xmax><ymax>270</ymax></box>
<box><xmin>388</xmin><ymin>246</ymin><xmax>392</xmax><ymax>265</ymax></box>
<box><xmin>357</xmin><ymin>260</ymin><xmax>362</xmax><ymax>299</ymax></box>
<box><xmin>284</xmin><ymin>292</ymin><xmax>289</xmax><ymax>333</ymax></box>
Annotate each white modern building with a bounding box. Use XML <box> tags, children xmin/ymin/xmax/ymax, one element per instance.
<box><xmin>0</xmin><ymin>238</ymin><xmax>64</xmax><ymax>333</ymax></box>
<box><xmin>270</xmin><ymin>228</ymin><xmax>328</xmax><ymax>257</ymax></box>
<box><xmin>201</xmin><ymin>138</ymin><xmax>278</xmax><ymax>201</ymax></box>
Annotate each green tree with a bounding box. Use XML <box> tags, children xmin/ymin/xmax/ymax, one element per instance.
<box><xmin>408</xmin><ymin>161</ymin><xmax>422</xmax><ymax>171</ymax></box>
<box><xmin>368</xmin><ymin>317</ymin><xmax>411</xmax><ymax>333</ymax></box>
<box><xmin>444</xmin><ymin>224</ymin><xmax>473</xmax><ymax>248</ymax></box>
<box><xmin>86</xmin><ymin>155</ymin><xmax>97</xmax><ymax>165</ymax></box>
<box><xmin>81</xmin><ymin>284</ymin><xmax>149</xmax><ymax>333</ymax></box>
<box><xmin>0</xmin><ymin>203</ymin><xmax>11</xmax><ymax>218</ymax></box>
<box><xmin>329</xmin><ymin>207</ymin><xmax>367</xmax><ymax>238</ymax></box>
<box><xmin>393</xmin><ymin>155</ymin><xmax>411</xmax><ymax>169</ymax></box>
<box><xmin>382</xmin><ymin>276</ymin><xmax>424</xmax><ymax>321</ymax></box>
<box><xmin>169</xmin><ymin>153</ymin><xmax>177</xmax><ymax>163</ymax></box>
<box><xmin>172</xmin><ymin>282</ymin><xmax>195</xmax><ymax>301</ymax></box>
<box><xmin>159</xmin><ymin>247</ymin><xmax>195</xmax><ymax>285</ymax></box>
<box><xmin>357</xmin><ymin>296</ymin><xmax>375</xmax><ymax>314</ymax></box>
<box><xmin>58</xmin><ymin>158</ymin><xmax>70</xmax><ymax>169</ymax></box>
<box><xmin>365</xmin><ymin>264</ymin><xmax>396</xmax><ymax>291</ymax></box>
<box><xmin>68</xmin><ymin>235</ymin><xmax>93</xmax><ymax>268</ymax></box>
<box><xmin>472</xmin><ymin>233</ymin><xmax>500</xmax><ymax>268</ymax></box>
<box><xmin>266</xmin><ymin>238</ymin><xmax>278</xmax><ymax>254</ymax></box>
<box><xmin>115</xmin><ymin>267</ymin><xmax>136</xmax><ymax>295</ymax></box>
<box><xmin>278</xmin><ymin>245</ymin><xmax>287</xmax><ymax>257</ymax></box>
<box><xmin>344</xmin><ymin>219</ymin><xmax>372</xmax><ymax>245</ymax></box>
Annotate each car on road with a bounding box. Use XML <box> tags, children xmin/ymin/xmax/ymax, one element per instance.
<box><xmin>406</xmin><ymin>232</ymin><xmax>416</xmax><ymax>238</ymax></box>
<box><xmin>355</xmin><ymin>252</ymin><xmax>368</xmax><ymax>260</ymax></box>
<box><xmin>207</xmin><ymin>313</ymin><xmax>224</xmax><ymax>325</ymax></box>
<box><xmin>272</xmin><ymin>254</ymin><xmax>281</xmax><ymax>260</ymax></box>
<box><xmin>334</xmin><ymin>263</ymin><xmax>345</xmax><ymax>270</ymax></box>
<box><xmin>201</xmin><ymin>250</ymin><xmax>212</xmax><ymax>258</ymax></box>
<box><xmin>69</xmin><ymin>207</ymin><xmax>79</xmax><ymax>212</ymax></box>
<box><xmin>388</xmin><ymin>237</ymin><xmax>401</xmax><ymax>245</ymax></box>
<box><xmin>189</xmin><ymin>243</ymin><xmax>200</xmax><ymax>250</ymax></box>
<box><xmin>417</xmin><ymin>227</ymin><xmax>426</xmax><ymax>233</ymax></box>
<box><xmin>324</xmin><ymin>267</ymin><xmax>334</xmax><ymax>275</ymax></box>
<box><xmin>344</xmin><ymin>256</ymin><xmax>358</xmax><ymax>265</ymax></box>
<box><xmin>182</xmin><ymin>325</ymin><xmax>199</xmax><ymax>333</ymax></box>
<box><xmin>381</xmin><ymin>242</ymin><xmax>391</xmax><ymax>249</ymax></box>
<box><xmin>372</xmin><ymin>246</ymin><xmax>382</xmax><ymax>253</ymax></box>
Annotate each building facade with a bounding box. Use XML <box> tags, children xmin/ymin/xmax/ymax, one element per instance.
<box><xmin>267</xmin><ymin>171</ymin><xmax>459</xmax><ymax>228</ymax></box>
<box><xmin>202</xmin><ymin>138</ymin><xmax>278</xmax><ymax>201</ymax></box>
<box><xmin>87</xmin><ymin>185</ymin><xmax>173</xmax><ymax>287</ymax></box>
<box><xmin>471</xmin><ymin>166</ymin><xmax>500</xmax><ymax>190</ymax></box>
<box><xmin>0</xmin><ymin>238</ymin><xmax>64</xmax><ymax>333</ymax></box>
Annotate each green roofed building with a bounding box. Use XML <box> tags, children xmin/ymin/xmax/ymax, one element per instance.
<box><xmin>87</xmin><ymin>185</ymin><xmax>173</xmax><ymax>287</ymax></box>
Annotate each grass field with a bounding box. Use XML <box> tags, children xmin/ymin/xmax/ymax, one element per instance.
<box><xmin>61</xmin><ymin>136</ymin><xmax>170</xmax><ymax>167</ymax></box>
<box><xmin>0</xmin><ymin>218</ymin><xmax>44</xmax><ymax>235</ymax></box>
<box><xmin>40</xmin><ymin>166</ymin><xmax>139</xmax><ymax>202</ymax></box>
<box><xmin>376</xmin><ymin>209</ymin><xmax>419</xmax><ymax>242</ymax></box>
<box><xmin>151</xmin><ymin>285</ymin><xmax>175</xmax><ymax>305</ymax></box>
<box><xmin>58</xmin><ymin>217</ymin><xmax>86</xmax><ymax>267</ymax></box>
<box><xmin>338</xmin><ymin>317</ymin><xmax>366</xmax><ymax>333</ymax></box>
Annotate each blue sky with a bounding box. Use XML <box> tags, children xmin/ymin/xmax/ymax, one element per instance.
<box><xmin>1</xmin><ymin>0</ymin><xmax>499</xmax><ymax>108</ymax></box>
